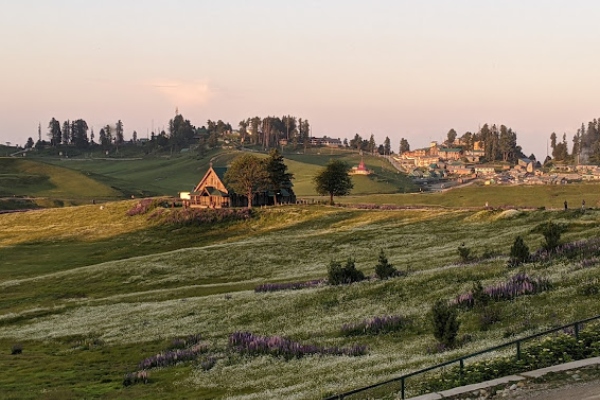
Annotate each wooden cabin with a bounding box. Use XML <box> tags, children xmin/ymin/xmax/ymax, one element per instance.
<box><xmin>185</xmin><ymin>165</ymin><xmax>296</xmax><ymax>208</ymax></box>
<box><xmin>187</xmin><ymin>166</ymin><xmax>231</xmax><ymax>208</ymax></box>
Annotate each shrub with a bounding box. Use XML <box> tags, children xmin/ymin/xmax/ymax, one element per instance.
<box><xmin>228</xmin><ymin>331</ymin><xmax>367</xmax><ymax>359</ymax></box>
<box><xmin>508</xmin><ymin>236</ymin><xmax>530</xmax><ymax>267</ymax></box>
<box><xmin>457</xmin><ymin>244</ymin><xmax>472</xmax><ymax>263</ymax></box>
<box><xmin>200</xmin><ymin>356</ymin><xmax>217</xmax><ymax>371</ymax></box>
<box><xmin>158</xmin><ymin>208</ymin><xmax>253</xmax><ymax>227</ymax></box>
<box><xmin>255</xmin><ymin>279</ymin><xmax>324</xmax><ymax>293</ymax></box>
<box><xmin>578</xmin><ymin>279</ymin><xmax>600</xmax><ymax>296</ymax></box>
<box><xmin>123</xmin><ymin>370</ymin><xmax>149</xmax><ymax>386</ymax></box>
<box><xmin>126</xmin><ymin>198</ymin><xmax>169</xmax><ymax>216</ymax></box>
<box><xmin>541</xmin><ymin>221</ymin><xmax>565</xmax><ymax>252</ymax></box>
<box><xmin>11</xmin><ymin>343</ymin><xmax>22</xmax><ymax>355</ymax></box>
<box><xmin>478</xmin><ymin>305</ymin><xmax>502</xmax><ymax>331</ymax></box>
<box><xmin>431</xmin><ymin>299</ymin><xmax>460</xmax><ymax>348</ymax></box>
<box><xmin>169</xmin><ymin>334</ymin><xmax>203</xmax><ymax>350</ymax></box>
<box><xmin>138</xmin><ymin>343</ymin><xmax>208</xmax><ymax>370</ymax></box>
<box><xmin>453</xmin><ymin>273</ymin><xmax>552</xmax><ymax>309</ymax></box>
<box><xmin>375</xmin><ymin>250</ymin><xmax>398</xmax><ymax>280</ymax></box>
<box><xmin>471</xmin><ymin>281</ymin><xmax>490</xmax><ymax>308</ymax></box>
<box><xmin>341</xmin><ymin>315</ymin><xmax>408</xmax><ymax>336</ymax></box>
<box><xmin>327</xmin><ymin>258</ymin><xmax>365</xmax><ymax>285</ymax></box>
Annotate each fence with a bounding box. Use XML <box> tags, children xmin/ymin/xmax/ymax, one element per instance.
<box><xmin>325</xmin><ymin>314</ymin><xmax>600</xmax><ymax>400</ymax></box>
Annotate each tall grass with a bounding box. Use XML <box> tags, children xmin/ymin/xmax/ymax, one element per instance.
<box><xmin>0</xmin><ymin>204</ymin><xmax>600</xmax><ymax>398</ymax></box>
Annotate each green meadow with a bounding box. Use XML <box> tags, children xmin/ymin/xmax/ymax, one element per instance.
<box><xmin>2</xmin><ymin>199</ymin><xmax>600</xmax><ymax>399</ymax></box>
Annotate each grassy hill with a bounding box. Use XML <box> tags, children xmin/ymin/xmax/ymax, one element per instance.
<box><xmin>23</xmin><ymin>147</ymin><xmax>414</xmax><ymax>199</ymax></box>
<box><xmin>0</xmin><ymin>158</ymin><xmax>122</xmax><ymax>208</ymax></box>
<box><xmin>1</xmin><ymin>202</ymin><xmax>600</xmax><ymax>398</ymax></box>
<box><xmin>6</xmin><ymin>148</ymin><xmax>600</xmax><ymax>211</ymax></box>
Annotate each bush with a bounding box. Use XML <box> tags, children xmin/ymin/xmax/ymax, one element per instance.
<box><xmin>453</xmin><ymin>273</ymin><xmax>552</xmax><ymax>308</ymax></box>
<box><xmin>375</xmin><ymin>250</ymin><xmax>398</xmax><ymax>280</ymax></box>
<box><xmin>471</xmin><ymin>280</ymin><xmax>490</xmax><ymax>308</ymax></box>
<box><xmin>123</xmin><ymin>370</ymin><xmax>149</xmax><ymax>386</ymax></box>
<box><xmin>327</xmin><ymin>258</ymin><xmax>365</xmax><ymax>285</ymax></box>
<box><xmin>508</xmin><ymin>235</ymin><xmax>530</xmax><ymax>267</ymax></box>
<box><xmin>431</xmin><ymin>299</ymin><xmax>460</xmax><ymax>348</ymax></box>
<box><xmin>478</xmin><ymin>305</ymin><xmax>502</xmax><ymax>331</ymax></box>
<box><xmin>457</xmin><ymin>244</ymin><xmax>472</xmax><ymax>263</ymax></box>
<box><xmin>228</xmin><ymin>331</ymin><xmax>367</xmax><ymax>359</ymax></box>
<box><xmin>341</xmin><ymin>315</ymin><xmax>408</xmax><ymax>336</ymax></box>
<box><xmin>579</xmin><ymin>279</ymin><xmax>600</xmax><ymax>296</ymax></box>
<box><xmin>200</xmin><ymin>356</ymin><xmax>217</xmax><ymax>371</ymax></box>
<box><xmin>541</xmin><ymin>221</ymin><xmax>565</xmax><ymax>252</ymax></box>
<box><xmin>11</xmin><ymin>343</ymin><xmax>22</xmax><ymax>355</ymax></box>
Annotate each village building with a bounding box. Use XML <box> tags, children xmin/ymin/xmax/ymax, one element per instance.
<box><xmin>474</xmin><ymin>165</ymin><xmax>495</xmax><ymax>176</ymax></box>
<box><xmin>350</xmin><ymin>159</ymin><xmax>372</xmax><ymax>175</ymax></box>
<box><xmin>181</xmin><ymin>165</ymin><xmax>295</xmax><ymax>208</ymax></box>
<box><xmin>309</xmin><ymin>137</ymin><xmax>342</xmax><ymax>147</ymax></box>
<box><xmin>437</xmin><ymin>147</ymin><xmax>462</xmax><ymax>161</ymax></box>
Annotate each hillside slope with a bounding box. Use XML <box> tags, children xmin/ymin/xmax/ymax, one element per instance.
<box><xmin>0</xmin><ymin>158</ymin><xmax>121</xmax><ymax>203</ymax></box>
<box><xmin>1</xmin><ymin>203</ymin><xmax>600</xmax><ymax>398</ymax></box>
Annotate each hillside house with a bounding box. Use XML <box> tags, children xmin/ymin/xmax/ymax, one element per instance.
<box><xmin>187</xmin><ymin>166</ymin><xmax>232</xmax><ymax>208</ymax></box>
<box><xmin>184</xmin><ymin>165</ymin><xmax>296</xmax><ymax>208</ymax></box>
<box><xmin>475</xmin><ymin>165</ymin><xmax>495</xmax><ymax>176</ymax></box>
<box><xmin>438</xmin><ymin>148</ymin><xmax>462</xmax><ymax>161</ymax></box>
<box><xmin>350</xmin><ymin>159</ymin><xmax>371</xmax><ymax>175</ymax></box>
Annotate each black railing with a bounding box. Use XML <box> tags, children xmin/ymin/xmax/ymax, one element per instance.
<box><xmin>325</xmin><ymin>314</ymin><xmax>600</xmax><ymax>400</ymax></box>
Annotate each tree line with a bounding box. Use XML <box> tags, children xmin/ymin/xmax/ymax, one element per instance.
<box><xmin>550</xmin><ymin>117</ymin><xmax>600</xmax><ymax>164</ymax></box>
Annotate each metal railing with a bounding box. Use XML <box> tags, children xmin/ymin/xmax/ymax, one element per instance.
<box><xmin>325</xmin><ymin>314</ymin><xmax>600</xmax><ymax>400</ymax></box>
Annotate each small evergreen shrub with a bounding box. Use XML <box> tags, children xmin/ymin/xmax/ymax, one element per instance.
<box><xmin>540</xmin><ymin>221</ymin><xmax>565</xmax><ymax>252</ymax></box>
<box><xmin>11</xmin><ymin>343</ymin><xmax>22</xmax><ymax>355</ymax></box>
<box><xmin>374</xmin><ymin>250</ymin><xmax>398</xmax><ymax>280</ymax></box>
<box><xmin>431</xmin><ymin>299</ymin><xmax>460</xmax><ymax>348</ymax></box>
<box><xmin>327</xmin><ymin>258</ymin><xmax>365</xmax><ymax>285</ymax></box>
<box><xmin>471</xmin><ymin>281</ymin><xmax>490</xmax><ymax>308</ymax></box>
<box><xmin>508</xmin><ymin>235</ymin><xmax>530</xmax><ymax>267</ymax></box>
<box><xmin>457</xmin><ymin>244</ymin><xmax>472</xmax><ymax>263</ymax></box>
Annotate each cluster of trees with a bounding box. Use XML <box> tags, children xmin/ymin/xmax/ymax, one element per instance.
<box><xmin>37</xmin><ymin>118</ymin><xmax>96</xmax><ymax>149</ymax></box>
<box><xmin>551</xmin><ymin>118</ymin><xmax>600</xmax><ymax>163</ymax></box>
<box><xmin>238</xmin><ymin>115</ymin><xmax>310</xmax><ymax>151</ymax></box>
<box><xmin>224</xmin><ymin>150</ymin><xmax>293</xmax><ymax>208</ymax></box>
<box><xmin>348</xmin><ymin>133</ymin><xmax>392</xmax><ymax>156</ymax></box>
<box><xmin>25</xmin><ymin>117</ymin><xmax>137</xmax><ymax>152</ymax></box>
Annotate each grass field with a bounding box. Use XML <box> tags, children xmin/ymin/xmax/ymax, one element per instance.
<box><xmin>2</xmin><ymin>201</ymin><xmax>600</xmax><ymax>399</ymax></box>
<box><xmin>0</xmin><ymin>158</ymin><xmax>121</xmax><ymax>202</ymax></box>
<box><xmin>31</xmin><ymin>148</ymin><xmax>414</xmax><ymax>198</ymax></box>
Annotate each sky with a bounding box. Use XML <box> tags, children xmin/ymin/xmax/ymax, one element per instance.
<box><xmin>1</xmin><ymin>0</ymin><xmax>600</xmax><ymax>159</ymax></box>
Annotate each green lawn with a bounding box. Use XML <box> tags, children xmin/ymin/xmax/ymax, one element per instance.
<box><xmin>1</xmin><ymin>202</ymin><xmax>600</xmax><ymax>398</ymax></box>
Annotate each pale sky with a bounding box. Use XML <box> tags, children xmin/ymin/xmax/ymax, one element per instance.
<box><xmin>2</xmin><ymin>0</ymin><xmax>600</xmax><ymax>159</ymax></box>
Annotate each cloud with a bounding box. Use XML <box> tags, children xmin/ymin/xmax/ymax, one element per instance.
<box><xmin>149</xmin><ymin>79</ymin><xmax>214</xmax><ymax>106</ymax></box>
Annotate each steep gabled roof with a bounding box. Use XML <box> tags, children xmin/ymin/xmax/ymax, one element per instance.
<box><xmin>193</xmin><ymin>166</ymin><xmax>229</xmax><ymax>194</ymax></box>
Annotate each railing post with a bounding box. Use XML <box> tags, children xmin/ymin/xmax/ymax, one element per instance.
<box><xmin>516</xmin><ymin>341</ymin><xmax>521</xmax><ymax>360</ymax></box>
<box><xmin>401</xmin><ymin>377</ymin><xmax>405</xmax><ymax>400</ymax></box>
<box><xmin>575</xmin><ymin>323</ymin><xmax>580</xmax><ymax>340</ymax></box>
<box><xmin>459</xmin><ymin>359</ymin><xmax>464</xmax><ymax>384</ymax></box>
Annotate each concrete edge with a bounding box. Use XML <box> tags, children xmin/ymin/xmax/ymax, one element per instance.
<box><xmin>407</xmin><ymin>357</ymin><xmax>600</xmax><ymax>399</ymax></box>
<box><xmin>519</xmin><ymin>356</ymin><xmax>600</xmax><ymax>378</ymax></box>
